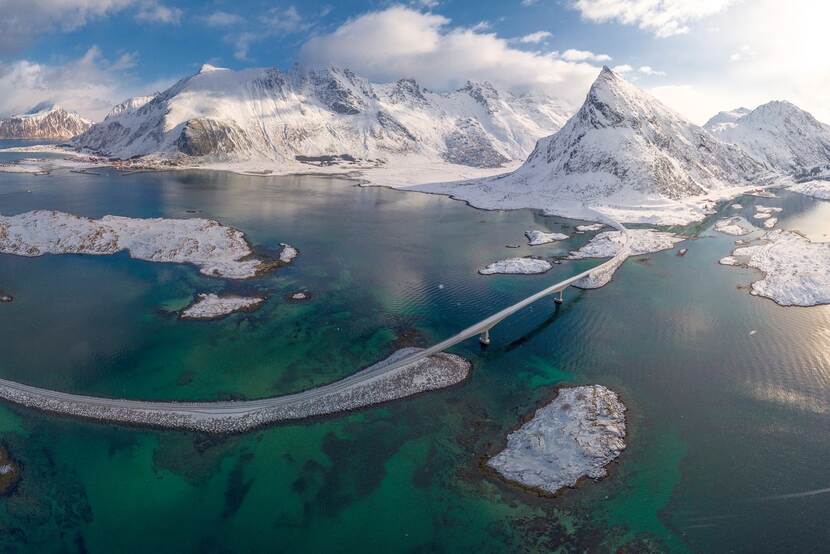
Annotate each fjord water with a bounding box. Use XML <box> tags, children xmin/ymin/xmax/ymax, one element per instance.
<box><xmin>1</xmin><ymin>162</ymin><xmax>830</xmax><ymax>552</ymax></box>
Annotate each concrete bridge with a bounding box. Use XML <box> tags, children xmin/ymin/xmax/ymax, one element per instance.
<box><xmin>0</xmin><ymin>214</ymin><xmax>630</xmax><ymax>433</ymax></box>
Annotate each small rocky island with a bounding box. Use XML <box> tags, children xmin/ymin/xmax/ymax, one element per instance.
<box><xmin>0</xmin><ymin>444</ymin><xmax>22</xmax><ymax>496</ymax></box>
<box><xmin>0</xmin><ymin>210</ymin><xmax>275</xmax><ymax>279</ymax></box>
<box><xmin>479</xmin><ymin>257</ymin><xmax>552</xmax><ymax>275</ymax></box>
<box><xmin>181</xmin><ymin>294</ymin><xmax>265</xmax><ymax>320</ymax></box>
<box><xmin>525</xmin><ymin>230</ymin><xmax>569</xmax><ymax>246</ymax></box>
<box><xmin>488</xmin><ymin>385</ymin><xmax>626</xmax><ymax>495</ymax></box>
<box><xmin>720</xmin><ymin>229</ymin><xmax>830</xmax><ymax>306</ymax></box>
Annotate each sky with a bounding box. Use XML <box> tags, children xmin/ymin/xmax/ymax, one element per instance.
<box><xmin>0</xmin><ymin>0</ymin><xmax>828</xmax><ymax>125</ymax></box>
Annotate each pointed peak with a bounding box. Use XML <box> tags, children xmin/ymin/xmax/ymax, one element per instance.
<box><xmin>198</xmin><ymin>63</ymin><xmax>227</xmax><ymax>74</ymax></box>
<box><xmin>594</xmin><ymin>65</ymin><xmax>622</xmax><ymax>85</ymax></box>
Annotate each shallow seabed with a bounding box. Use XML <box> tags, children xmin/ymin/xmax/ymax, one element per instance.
<box><xmin>1</xmin><ymin>156</ymin><xmax>830</xmax><ymax>552</ymax></box>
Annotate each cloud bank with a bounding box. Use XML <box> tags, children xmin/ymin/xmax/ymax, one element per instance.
<box><xmin>0</xmin><ymin>47</ymin><xmax>167</xmax><ymax>120</ymax></box>
<box><xmin>0</xmin><ymin>0</ymin><xmax>182</xmax><ymax>53</ymax></box>
<box><xmin>570</xmin><ymin>0</ymin><xmax>740</xmax><ymax>37</ymax></box>
<box><xmin>299</xmin><ymin>6</ymin><xmax>602</xmax><ymax>106</ymax></box>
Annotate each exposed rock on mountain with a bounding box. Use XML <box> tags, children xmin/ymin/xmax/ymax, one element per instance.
<box><xmin>73</xmin><ymin>64</ymin><xmax>570</xmax><ymax>170</ymax></box>
<box><xmin>0</xmin><ymin>104</ymin><xmax>91</xmax><ymax>140</ymax></box>
<box><xmin>705</xmin><ymin>101</ymin><xmax>830</xmax><ymax>177</ymax></box>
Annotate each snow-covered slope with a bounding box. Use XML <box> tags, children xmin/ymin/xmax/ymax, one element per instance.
<box><xmin>706</xmin><ymin>101</ymin><xmax>830</xmax><ymax>177</ymax></box>
<box><xmin>703</xmin><ymin>107</ymin><xmax>751</xmax><ymax>132</ymax></box>
<box><xmin>415</xmin><ymin>67</ymin><xmax>768</xmax><ymax>224</ymax></box>
<box><xmin>74</xmin><ymin>64</ymin><xmax>570</xmax><ymax>169</ymax></box>
<box><xmin>0</xmin><ymin>104</ymin><xmax>92</xmax><ymax>140</ymax></box>
<box><xmin>104</xmin><ymin>95</ymin><xmax>155</xmax><ymax>121</ymax></box>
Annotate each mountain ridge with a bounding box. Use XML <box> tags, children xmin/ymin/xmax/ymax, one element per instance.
<box><xmin>705</xmin><ymin>100</ymin><xmax>830</xmax><ymax>176</ymax></box>
<box><xmin>0</xmin><ymin>105</ymin><xmax>92</xmax><ymax>140</ymax></box>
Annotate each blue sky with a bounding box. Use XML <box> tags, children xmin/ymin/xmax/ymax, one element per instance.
<box><xmin>1</xmin><ymin>0</ymin><xmax>828</xmax><ymax>124</ymax></box>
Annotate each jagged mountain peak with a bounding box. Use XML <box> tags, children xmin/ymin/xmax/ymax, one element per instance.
<box><xmin>387</xmin><ymin>78</ymin><xmax>428</xmax><ymax>105</ymax></box>
<box><xmin>707</xmin><ymin>99</ymin><xmax>830</xmax><ymax>175</ymax></box>
<box><xmin>506</xmin><ymin>67</ymin><xmax>766</xmax><ymax>205</ymax></box>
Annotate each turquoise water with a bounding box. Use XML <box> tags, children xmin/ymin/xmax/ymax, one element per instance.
<box><xmin>1</xmin><ymin>153</ymin><xmax>830</xmax><ymax>552</ymax></box>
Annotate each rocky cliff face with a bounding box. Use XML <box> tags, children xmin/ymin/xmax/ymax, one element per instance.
<box><xmin>0</xmin><ymin>104</ymin><xmax>91</xmax><ymax>140</ymax></box>
<box><xmin>73</xmin><ymin>64</ymin><xmax>571</xmax><ymax>168</ymax></box>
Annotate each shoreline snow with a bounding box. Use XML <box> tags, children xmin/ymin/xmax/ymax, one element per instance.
<box><xmin>568</xmin><ymin>228</ymin><xmax>683</xmax><ymax>259</ymax></box>
<box><xmin>0</xmin><ymin>210</ymin><xmax>270</xmax><ymax>279</ymax></box>
<box><xmin>714</xmin><ymin>216</ymin><xmax>754</xmax><ymax>236</ymax></box>
<box><xmin>790</xmin><ymin>179</ymin><xmax>830</xmax><ymax>200</ymax></box>
<box><xmin>0</xmin><ymin>144</ymin><xmax>792</xmax><ymax>226</ymax></box>
<box><xmin>721</xmin><ymin>229</ymin><xmax>830</xmax><ymax>306</ymax></box>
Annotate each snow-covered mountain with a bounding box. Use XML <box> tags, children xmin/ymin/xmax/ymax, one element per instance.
<box><xmin>104</xmin><ymin>95</ymin><xmax>155</xmax><ymax>121</ymax></box>
<box><xmin>74</xmin><ymin>64</ymin><xmax>570</xmax><ymax>169</ymax></box>
<box><xmin>415</xmin><ymin>67</ymin><xmax>769</xmax><ymax>224</ymax></box>
<box><xmin>0</xmin><ymin>104</ymin><xmax>92</xmax><ymax>140</ymax></box>
<box><xmin>705</xmin><ymin>101</ymin><xmax>830</xmax><ymax>177</ymax></box>
<box><xmin>703</xmin><ymin>107</ymin><xmax>750</xmax><ymax>132</ymax></box>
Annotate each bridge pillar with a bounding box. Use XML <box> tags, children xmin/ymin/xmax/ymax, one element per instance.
<box><xmin>554</xmin><ymin>290</ymin><xmax>564</xmax><ymax>305</ymax></box>
<box><xmin>479</xmin><ymin>328</ymin><xmax>491</xmax><ymax>346</ymax></box>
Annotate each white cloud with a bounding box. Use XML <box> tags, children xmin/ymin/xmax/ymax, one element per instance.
<box><xmin>571</xmin><ymin>0</ymin><xmax>740</xmax><ymax>37</ymax></box>
<box><xmin>521</xmin><ymin>0</ymin><xmax>539</xmax><ymax>5</ymax></box>
<box><xmin>203</xmin><ymin>11</ymin><xmax>244</xmax><ymax>27</ymax></box>
<box><xmin>0</xmin><ymin>46</ymin><xmax>165</xmax><ymax>120</ymax></box>
<box><xmin>560</xmin><ymin>48</ymin><xmax>611</xmax><ymax>62</ymax></box>
<box><xmin>0</xmin><ymin>0</ymin><xmax>135</xmax><ymax>52</ymax></box>
<box><xmin>649</xmin><ymin>0</ymin><xmax>830</xmax><ymax>125</ymax></box>
<box><xmin>638</xmin><ymin>65</ymin><xmax>665</xmax><ymax>76</ymax></box>
<box><xmin>299</xmin><ymin>6</ymin><xmax>602</xmax><ymax>106</ymax></box>
<box><xmin>518</xmin><ymin>31</ymin><xmax>553</xmax><ymax>44</ymax></box>
<box><xmin>0</xmin><ymin>0</ymin><xmax>185</xmax><ymax>52</ymax></box>
<box><xmin>261</xmin><ymin>6</ymin><xmax>307</xmax><ymax>33</ymax></box>
<box><xmin>226</xmin><ymin>5</ymin><xmax>310</xmax><ymax>60</ymax></box>
<box><xmin>136</xmin><ymin>1</ymin><xmax>182</xmax><ymax>24</ymax></box>
<box><xmin>650</xmin><ymin>83</ymin><xmax>756</xmax><ymax>124</ymax></box>
<box><xmin>729</xmin><ymin>44</ymin><xmax>755</xmax><ymax>62</ymax></box>
<box><xmin>612</xmin><ymin>64</ymin><xmax>633</xmax><ymax>73</ymax></box>
<box><xmin>110</xmin><ymin>51</ymin><xmax>139</xmax><ymax>71</ymax></box>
